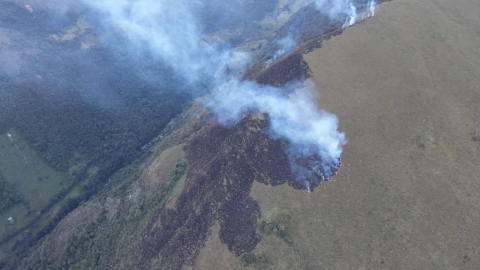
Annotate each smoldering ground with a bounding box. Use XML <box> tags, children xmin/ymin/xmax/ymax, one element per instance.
<box><xmin>0</xmin><ymin>0</ymin><xmax>380</xmax><ymax>189</ymax></box>
<box><xmin>81</xmin><ymin>0</ymin><xmax>354</xmax><ymax>188</ymax></box>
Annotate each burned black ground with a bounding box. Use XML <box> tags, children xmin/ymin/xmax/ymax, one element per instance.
<box><xmin>140</xmin><ymin>115</ymin><xmax>309</xmax><ymax>269</ymax></box>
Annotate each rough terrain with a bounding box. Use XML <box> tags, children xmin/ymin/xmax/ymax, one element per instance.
<box><xmin>194</xmin><ymin>0</ymin><xmax>480</xmax><ymax>269</ymax></box>
<box><xmin>3</xmin><ymin>0</ymin><xmax>480</xmax><ymax>269</ymax></box>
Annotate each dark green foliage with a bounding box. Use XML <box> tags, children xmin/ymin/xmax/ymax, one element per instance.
<box><xmin>18</xmin><ymin>159</ymin><xmax>189</xmax><ymax>270</ymax></box>
<box><xmin>0</xmin><ymin>120</ymin><xmax>9</xmax><ymax>134</ymax></box>
<box><xmin>0</xmin><ymin>54</ymin><xmax>189</xmax><ymax>263</ymax></box>
<box><xmin>240</xmin><ymin>252</ymin><xmax>267</xmax><ymax>267</ymax></box>
<box><xmin>276</xmin><ymin>227</ymin><xmax>293</xmax><ymax>245</ymax></box>
<box><xmin>261</xmin><ymin>218</ymin><xmax>293</xmax><ymax>245</ymax></box>
<box><xmin>7</xmin><ymin>84</ymin><xmax>188</xmax><ymax>173</ymax></box>
<box><xmin>171</xmin><ymin>160</ymin><xmax>188</xmax><ymax>182</ymax></box>
<box><xmin>0</xmin><ymin>172</ymin><xmax>23</xmax><ymax>212</ymax></box>
<box><xmin>0</xmin><ymin>70</ymin><xmax>189</xmax><ymax>269</ymax></box>
<box><xmin>151</xmin><ymin>159</ymin><xmax>188</xmax><ymax>206</ymax></box>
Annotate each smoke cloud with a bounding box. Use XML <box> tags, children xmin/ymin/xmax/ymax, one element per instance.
<box><xmin>209</xmin><ymin>80</ymin><xmax>346</xmax><ymax>190</ymax></box>
<box><xmin>265</xmin><ymin>36</ymin><xmax>297</xmax><ymax>66</ymax></box>
<box><xmin>312</xmin><ymin>0</ymin><xmax>377</xmax><ymax>27</ymax></box>
<box><xmin>265</xmin><ymin>0</ymin><xmax>377</xmax><ymax>67</ymax></box>
<box><xmin>78</xmin><ymin>0</ymin><xmax>348</xmax><ymax>190</ymax></box>
<box><xmin>0</xmin><ymin>0</ymin><xmax>365</xmax><ymax>189</ymax></box>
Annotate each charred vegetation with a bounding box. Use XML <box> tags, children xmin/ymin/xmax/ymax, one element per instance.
<box><xmin>140</xmin><ymin>114</ymin><xmax>310</xmax><ymax>269</ymax></box>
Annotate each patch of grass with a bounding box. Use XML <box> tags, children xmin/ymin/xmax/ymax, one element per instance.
<box><xmin>68</xmin><ymin>163</ymin><xmax>85</xmax><ymax>177</ymax></box>
<box><xmin>414</xmin><ymin>133</ymin><xmax>436</xmax><ymax>149</ymax></box>
<box><xmin>87</xmin><ymin>166</ymin><xmax>99</xmax><ymax>176</ymax></box>
<box><xmin>151</xmin><ymin>159</ymin><xmax>188</xmax><ymax>206</ymax></box>
<box><xmin>0</xmin><ymin>130</ymin><xmax>70</xmax><ymax>239</ymax></box>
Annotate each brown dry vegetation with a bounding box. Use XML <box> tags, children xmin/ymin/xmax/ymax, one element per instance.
<box><xmin>140</xmin><ymin>115</ymin><xmax>304</xmax><ymax>269</ymax></box>
<box><xmin>141</xmin><ymin>144</ymin><xmax>185</xmax><ymax>197</ymax></box>
<box><xmin>11</xmin><ymin>0</ymin><xmax>480</xmax><ymax>269</ymax></box>
<box><xmin>301</xmin><ymin>0</ymin><xmax>480</xmax><ymax>268</ymax></box>
<box><xmin>193</xmin><ymin>0</ymin><xmax>480</xmax><ymax>269</ymax></box>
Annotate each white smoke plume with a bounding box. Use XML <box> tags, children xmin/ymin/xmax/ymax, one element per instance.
<box><xmin>312</xmin><ymin>0</ymin><xmax>377</xmax><ymax>27</ymax></box>
<box><xmin>266</xmin><ymin>0</ymin><xmax>377</xmax><ymax>69</ymax></box>
<box><xmin>82</xmin><ymin>0</ymin><xmax>347</xmax><ymax>189</ymax></box>
<box><xmin>265</xmin><ymin>36</ymin><xmax>297</xmax><ymax>66</ymax></box>
<box><xmin>209</xmin><ymin>80</ymin><xmax>346</xmax><ymax>190</ymax></box>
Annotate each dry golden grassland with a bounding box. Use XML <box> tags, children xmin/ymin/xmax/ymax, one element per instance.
<box><xmin>194</xmin><ymin>0</ymin><xmax>480</xmax><ymax>269</ymax></box>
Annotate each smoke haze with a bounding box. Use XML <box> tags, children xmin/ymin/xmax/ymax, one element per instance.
<box><xmin>266</xmin><ymin>36</ymin><xmax>297</xmax><ymax>66</ymax></box>
<box><xmin>0</xmin><ymin>0</ymin><xmax>380</xmax><ymax>189</ymax></box>
<box><xmin>209</xmin><ymin>79</ymin><xmax>346</xmax><ymax>189</ymax></box>
<box><xmin>311</xmin><ymin>0</ymin><xmax>376</xmax><ymax>27</ymax></box>
<box><xmin>81</xmin><ymin>0</ymin><xmax>349</xmax><ymax>189</ymax></box>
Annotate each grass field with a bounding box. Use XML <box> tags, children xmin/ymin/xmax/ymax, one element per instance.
<box><xmin>193</xmin><ymin>0</ymin><xmax>480</xmax><ymax>269</ymax></box>
<box><xmin>3</xmin><ymin>0</ymin><xmax>480</xmax><ymax>268</ymax></box>
<box><xmin>0</xmin><ymin>129</ymin><xmax>69</xmax><ymax>238</ymax></box>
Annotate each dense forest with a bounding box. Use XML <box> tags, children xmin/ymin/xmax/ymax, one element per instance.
<box><xmin>0</xmin><ymin>3</ymin><xmax>193</xmax><ymax>266</ymax></box>
<box><xmin>0</xmin><ymin>0</ymin><xmax>192</xmax><ymax>184</ymax></box>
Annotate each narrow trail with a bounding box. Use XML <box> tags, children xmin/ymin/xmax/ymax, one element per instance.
<box><xmin>7</xmin><ymin>133</ymin><xmax>28</xmax><ymax>165</ymax></box>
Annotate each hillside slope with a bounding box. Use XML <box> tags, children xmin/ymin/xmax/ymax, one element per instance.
<box><xmin>301</xmin><ymin>0</ymin><xmax>480</xmax><ymax>268</ymax></box>
<box><xmin>195</xmin><ymin>0</ymin><xmax>480</xmax><ymax>269</ymax></box>
<box><xmin>6</xmin><ymin>0</ymin><xmax>480</xmax><ymax>269</ymax></box>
